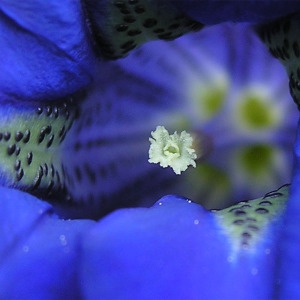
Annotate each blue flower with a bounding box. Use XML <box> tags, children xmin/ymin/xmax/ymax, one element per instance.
<box><xmin>114</xmin><ymin>23</ymin><xmax>298</xmax><ymax>209</ymax></box>
<box><xmin>1</xmin><ymin>1</ymin><xmax>300</xmax><ymax>299</ymax></box>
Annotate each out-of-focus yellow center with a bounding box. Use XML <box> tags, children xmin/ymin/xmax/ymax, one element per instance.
<box><xmin>237</xmin><ymin>93</ymin><xmax>280</xmax><ymax>130</ymax></box>
<box><xmin>238</xmin><ymin>144</ymin><xmax>274</xmax><ymax>176</ymax></box>
<box><xmin>198</xmin><ymin>88</ymin><xmax>225</xmax><ymax>119</ymax></box>
<box><xmin>192</xmin><ymin>80</ymin><xmax>227</xmax><ymax>121</ymax></box>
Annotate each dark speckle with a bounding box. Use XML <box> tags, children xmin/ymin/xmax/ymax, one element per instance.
<box><xmin>134</xmin><ymin>5</ymin><xmax>145</xmax><ymax>13</ymax></box>
<box><xmin>15</xmin><ymin>147</ymin><xmax>20</xmax><ymax>156</ymax></box>
<box><xmin>234</xmin><ymin>209</ymin><xmax>247</xmax><ymax>216</ymax></box>
<box><xmin>43</xmin><ymin>163</ymin><xmax>48</xmax><ymax>176</ymax></box>
<box><xmin>120</xmin><ymin>8</ymin><xmax>130</xmax><ymax>14</ymax></box>
<box><xmin>242</xmin><ymin>232</ymin><xmax>252</xmax><ymax>239</ymax></box>
<box><xmin>143</xmin><ymin>18</ymin><xmax>157</xmax><ymax>28</ymax></box>
<box><xmin>59</xmin><ymin>126</ymin><xmax>65</xmax><ymax>138</ymax></box>
<box><xmin>114</xmin><ymin>1</ymin><xmax>126</xmax><ymax>9</ymax></box>
<box><xmin>15</xmin><ymin>131</ymin><xmax>23</xmax><ymax>142</ymax></box>
<box><xmin>123</xmin><ymin>16</ymin><xmax>136</xmax><ymax>23</ymax></box>
<box><xmin>263</xmin><ymin>191</ymin><xmax>283</xmax><ymax>199</ymax></box>
<box><xmin>121</xmin><ymin>40</ymin><xmax>136</xmax><ymax>51</ymax></box>
<box><xmin>255</xmin><ymin>207</ymin><xmax>269</xmax><ymax>214</ymax></box>
<box><xmin>16</xmin><ymin>168</ymin><xmax>24</xmax><ymax>181</ymax></box>
<box><xmin>127</xmin><ymin>29</ymin><xmax>142</xmax><ymax>36</ymax></box>
<box><xmin>233</xmin><ymin>219</ymin><xmax>245</xmax><ymax>225</ymax></box>
<box><xmin>53</xmin><ymin>107</ymin><xmax>59</xmax><ymax>118</ymax></box>
<box><xmin>7</xmin><ymin>144</ymin><xmax>16</xmax><ymax>156</ymax></box>
<box><xmin>259</xmin><ymin>200</ymin><xmax>272</xmax><ymax>206</ymax></box>
<box><xmin>51</xmin><ymin>164</ymin><xmax>55</xmax><ymax>177</ymax></box>
<box><xmin>14</xmin><ymin>160</ymin><xmax>21</xmax><ymax>171</ymax></box>
<box><xmin>46</xmin><ymin>106</ymin><xmax>52</xmax><ymax>116</ymax></box>
<box><xmin>23</xmin><ymin>130</ymin><xmax>30</xmax><ymax>143</ymax></box>
<box><xmin>38</xmin><ymin>125</ymin><xmax>51</xmax><ymax>144</ymax></box>
<box><xmin>169</xmin><ymin>23</ymin><xmax>180</xmax><ymax>30</ymax></box>
<box><xmin>32</xmin><ymin>169</ymin><xmax>43</xmax><ymax>190</ymax></box>
<box><xmin>46</xmin><ymin>135</ymin><xmax>55</xmax><ymax>148</ymax></box>
<box><xmin>27</xmin><ymin>152</ymin><xmax>33</xmax><ymax>165</ymax></box>
<box><xmin>46</xmin><ymin>180</ymin><xmax>54</xmax><ymax>194</ymax></box>
<box><xmin>4</xmin><ymin>132</ymin><xmax>11</xmax><ymax>141</ymax></box>
<box><xmin>153</xmin><ymin>28</ymin><xmax>165</xmax><ymax>34</ymax></box>
<box><xmin>240</xmin><ymin>204</ymin><xmax>251</xmax><ymax>209</ymax></box>
<box><xmin>116</xmin><ymin>24</ymin><xmax>128</xmax><ymax>32</ymax></box>
<box><xmin>247</xmin><ymin>225</ymin><xmax>259</xmax><ymax>232</ymax></box>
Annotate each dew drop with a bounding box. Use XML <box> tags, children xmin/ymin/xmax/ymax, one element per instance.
<box><xmin>59</xmin><ymin>234</ymin><xmax>67</xmax><ymax>246</ymax></box>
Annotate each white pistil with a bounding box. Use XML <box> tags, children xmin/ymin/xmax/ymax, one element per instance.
<box><xmin>148</xmin><ymin>126</ymin><xmax>197</xmax><ymax>175</ymax></box>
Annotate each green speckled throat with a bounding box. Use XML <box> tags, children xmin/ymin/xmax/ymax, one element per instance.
<box><xmin>0</xmin><ymin>95</ymin><xmax>81</xmax><ymax>200</ymax></box>
<box><xmin>257</xmin><ymin>13</ymin><xmax>300</xmax><ymax>109</ymax></box>
<box><xmin>214</xmin><ymin>184</ymin><xmax>288</xmax><ymax>251</ymax></box>
<box><xmin>84</xmin><ymin>0</ymin><xmax>203</xmax><ymax>59</ymax></box>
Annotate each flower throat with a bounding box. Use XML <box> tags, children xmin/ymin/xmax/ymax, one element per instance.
<box><xmin>0</xmin><ymin>95</ymin><xmax>82</xmax><ymax>200</ymax></box>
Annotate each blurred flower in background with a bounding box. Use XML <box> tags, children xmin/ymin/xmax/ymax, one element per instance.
<box><xmin>165</xmin><ymin>23</ymin><xmax>299</xmax><ymax>209</ymax></box>
<box><xmin>64</xmin><ymin>22</ymin><xmax>297</xmax><ymax>217</ymax></box>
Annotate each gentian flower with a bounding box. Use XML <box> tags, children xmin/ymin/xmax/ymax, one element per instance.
<box><xmin>103</xmin><ymin>21</ymin><xmax>298</xmax><ymax>209</ymax></box>
<box><xmin>1</xmin><ymin>1</ymin><xmax>300</xmax><ymax>299</ymax></box>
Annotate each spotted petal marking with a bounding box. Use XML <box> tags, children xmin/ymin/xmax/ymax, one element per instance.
<box><xmin>0</xmin><ymin>96</ymin><xmax>81</xmax><ymax>200</ymax></box>
<box><xmin>84</xmin><ymin>0</ymin><xmax>203</xmax><ymax>59</ymax></box>
<box><xmin>256</xmin><ymin>13</ymin><xmax>300</xmax><ymax>109</ymax></box>
<box><xmin>215</xmin><ymin>184</ymin><xmax>288</xmax><ymax>251</ymax></box>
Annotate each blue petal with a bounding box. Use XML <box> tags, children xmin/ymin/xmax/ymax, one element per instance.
<box><xmin>0</xmin><ymin>187</ymin><xmax>94</xmax><ymax>298</ymax></box>
<box><xmin>81</xmin><ymin>193</ymin><xmax>285</xmax><ymax>299</ymax></box>
<box><xmin>0</xmin><ymin>1</ymin><xmax>95</xmax><ymax>101</ymax></box>
<box><xmin>278</xmin><ymin>119</ymin><xmax>300</xmax><ymax>298</ymax></box>
<box><xmin>108</xmin><ymin>23</ymin><xmax>297</xmax><ymax>208</ymax></box>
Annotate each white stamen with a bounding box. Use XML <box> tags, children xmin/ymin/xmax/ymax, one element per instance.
<box><xmin>148</xmin><ymin>126</ymin><xmax>197</xmax><ymax>175</ymax></box>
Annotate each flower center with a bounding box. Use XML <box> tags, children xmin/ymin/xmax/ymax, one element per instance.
<box><xmin>164</xmin><ymin>141</ymin><xmax>180</xmax><ymax>157</ymax></box>
<box><xmin>236</xmin><ymin>90</ymin><xmax>281</xmax><ymax>131</ymax></box>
